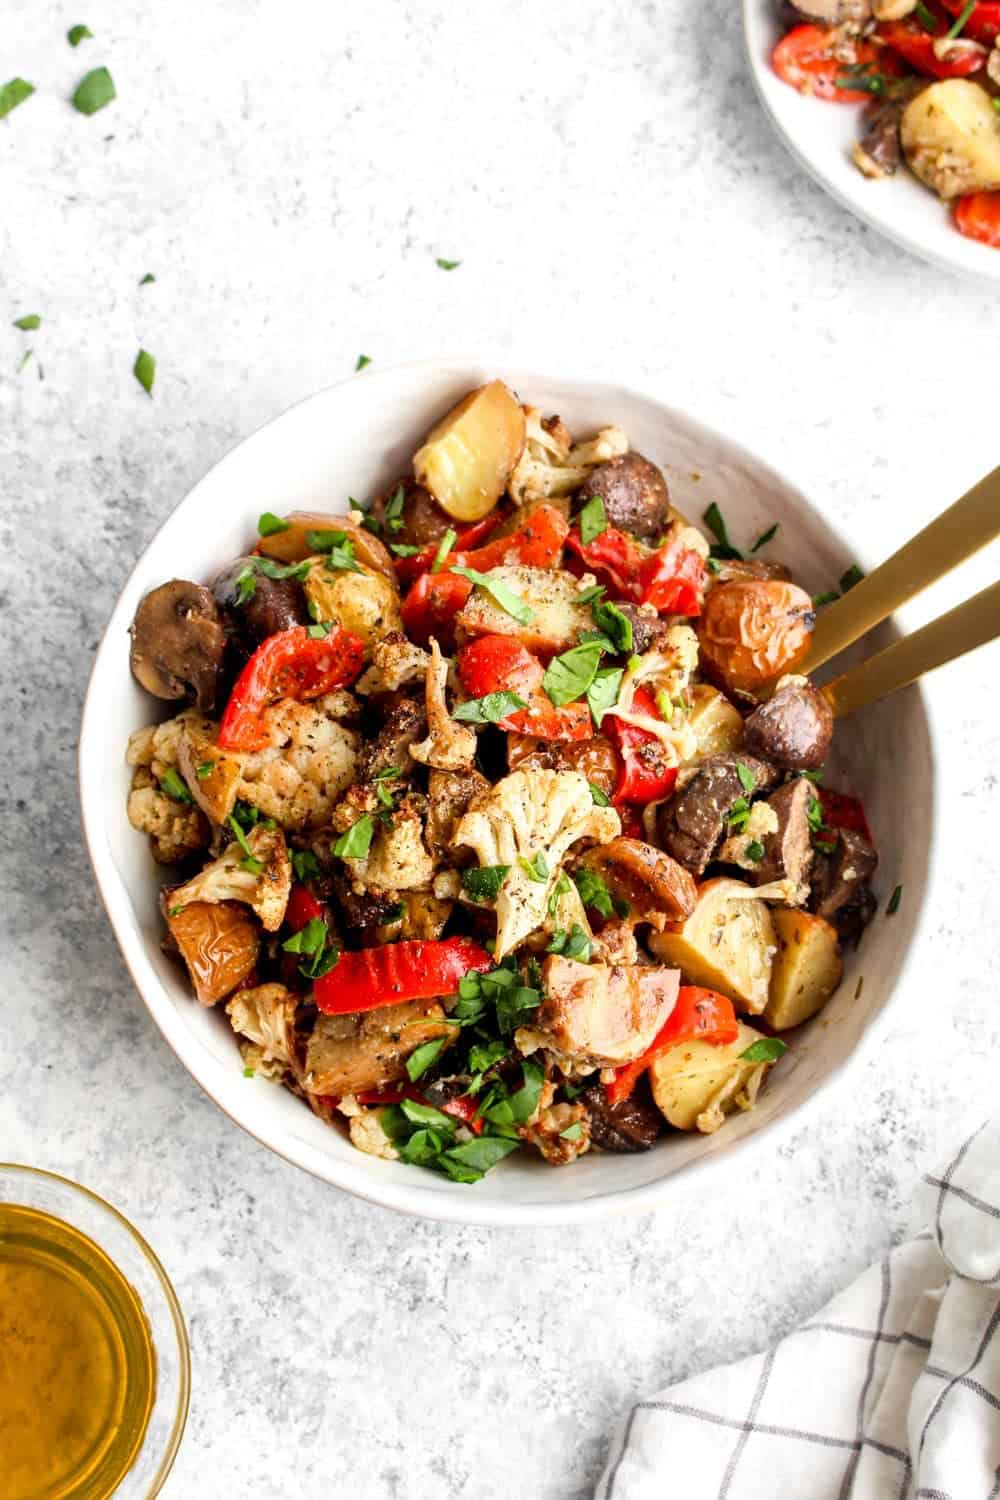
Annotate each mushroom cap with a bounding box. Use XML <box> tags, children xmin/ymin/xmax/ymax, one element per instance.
<box><xmin>129</xmin><ymin>579</ymin><xmax>226</xmax><ymax>711</ymax></box>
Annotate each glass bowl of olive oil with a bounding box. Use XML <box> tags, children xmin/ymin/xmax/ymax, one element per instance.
<box><xmin>0</xmin><ymin>1164</ymin><xmax>190</xmax><ymax>1499</ymax></box>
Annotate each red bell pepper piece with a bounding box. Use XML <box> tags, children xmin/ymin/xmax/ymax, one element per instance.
<box><xmin>217</xmin><ymin>625</ymin><xmax>365</xmax><ymax>752</ymax></box>
<box><xmin>395</xmin><ymin>505</ymin><xmax>567</xmax><ymax>585</ymax></box>
<box><xmin>314</xmin><ymin>937</ymin><xmax>493</xmax><ymax>1015</ymax></box>
<box><xmin>400</xmin><ymin>570</ymin><xmax>473</xmax><ymax>648</ymax></box>
<box><xmin>605</xmin><ymin>687</ymin><xmax>679</xmax><ymax>804</ymax></box>
<box><xmin>605</xmin><ymin>986</ymin><xmax>741</xmax><ymax>1107</ymax></box>
<box><xmin>955</xmin><ymin>191</ymin><xmax>1000</xmax><ymax>249</ymax></box>
<box><xmin>566</xmin><ymin>525</ymin><xmax>648</xmax><ymax>600</ymax></box>
<box><xmin>637</xmin><ymin>535</ymin><xmax>707</xmax><ymax>616</ymax></box>
<box><xmin>354</xmin><ymin>1084</ymin><xmax>486</xmax><ymax>1133</ymax></box>
<box><xmin>439</xmin><ymin>1093</ymin><xmax>486</xmax><ymax>1135</ymax></box>
<box><xmin>393</xmin><ymin>513</ymin><xmax>502</xmax><ymax>586</ymax></box>
<box><xmin>879</xmin><ymin>19</ymin><xmax>985</xmax><ymax>76</ymax></box>
<box><xmin>456</xmin><ymin>635</ymin><xmax>592</xmax><ymax>741</ymax></box>
<box><xmin>940</xmin><ymin>0</ymin><xmax>1000</xmax><ymax>41</ymax></box>
<box><xmin>818</xmin><ymin>788</ymin><xmax>873</xmax><ymax>844</ymax></box>
<box><xmin>284</xmin><ymin>883</ymin><xmax>327</xmax><ymax>934</ymax></box>
<box><xmin>772</xmin><ymin>24</ymin><xmax>887</xmax><ymax>100</ymax></box>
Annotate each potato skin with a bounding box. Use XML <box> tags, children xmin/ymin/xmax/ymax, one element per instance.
<box><xmin>699</xmin><ymin>580</ymin><xmax>814</xmax><ymax>696</ymax></box>
<box><xmin>166</xmin><ymin>899</ymin><xmax>260</xmax><ymax>1005</ymax></box>
<box><xmin>574</xmin><ymin>451</ymin><xmax>671</xmax><ymax>540</ymax></box>
<box><xmin>303</xmin><ymin>558</ymin><xmax>402</xmax><ymax>652</ymax></box>
<box><xmin>764</xmin><ymin>909</ymin><xmax>843</xmax><ymax>1030</ymax></box>
<box><xmin>412</xmin><ymin>380</ymin><xmax>526</xmax><ymax>522</ymax></box>
<box><xmin>256</xmin><ymin>512</ymin><xmax>395</xmax><ymax>576</ymax></box>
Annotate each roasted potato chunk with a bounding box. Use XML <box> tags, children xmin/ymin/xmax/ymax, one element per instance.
<box><xmin>901</xmin><ymin>80</ymin><xmax>1000</xmax><ymax>199</ymax></box>
<box><xmin>256</xmin><ymin>513</ymin><xmax>395</xmax><ymax>576</ymax></box>
<box><xmin>765</xmin><ymin>909</ymin><xmax>843</xmax><ymax>1031</ymax></box>
<box><xmin>648</xmin><ymin>878</ymin><xmax>776</xmax><ymax>1014</ymax></box>
<box><xmin>699</xmin><ymin>581</ymin><xmax>814</xmax><ymax>697</ymax></box>
<box><xmin>166</xmin><ymin>899</ymin><xmax>260</xmax><ymax>1005</ymax></box>
<box><xmin>303</xmin><ymin>558</ymin><xmax>402</xmax><ymax>652</ymax></box>
<box><xmin>412</xmin><ymin>380</ymin><xmax>526</xmax><ymax>522</ymax></box>
<box><xmin>648</xmin><ymin>1021</ymin><xmax>774</xmax><ymax>1134</ymax></box>
<box><xmin>686</xmin><ymin>684</ymin><xmax>745</xmax><ymax>760</ymax></box>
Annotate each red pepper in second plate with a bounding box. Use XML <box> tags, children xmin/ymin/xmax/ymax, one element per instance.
<box><xmin>456</xmin><ymin>635</ymin><xmax>593</xmax><ymax>741</ymax></box>
<box><xmin>879</xmin><ymin>19</ymin><xmax>985</xmax><ymax>76</ymax></box>
<box><xmin>218</xmin><ymin>625</ymin><xmax>365</xmax><ymax>752</ymax></box>
<box><xmin>637</xmin><ymin>535</ymin><xmax>707</xmax><ymax>616</ymax></box>
<box><xmin>940</xmin><ymin>0</ymin><xmax>1000</xmax><ymax>41</ymax></box>
<box><xmin>818</xmin><ymin>787</ymin><xmax>873</xmax><ymax>844</ymax></box>
<box><xmin>605</xmin><ymin>687</ymin><xmax>679</xmax><ymax>804</ymax></box>
<box><xmin>605</xmin><ymin>986</ymin><xmax>740</xmax><ymax>1106</ymax></box>
<box><xmin>314</xmin><ymin>937</ymin><xmax>494</xmax><ymax>1015</ymax></box>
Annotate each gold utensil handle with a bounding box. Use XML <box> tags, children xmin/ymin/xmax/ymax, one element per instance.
<box><xmin>799</xmin><ymin>464</ymin><xmax>1000</xmax><ymax>675</ymax></box>
<box><xmin>822</xmin><ymin>579</ymin><xmax>1000</xmax><ymax>719</ymax></box>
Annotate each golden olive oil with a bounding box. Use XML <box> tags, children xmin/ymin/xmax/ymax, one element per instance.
<box><xmin>0</xmin><ymin>1203</ymin><xmax>156</xmax><ymax>1500</ymax></box>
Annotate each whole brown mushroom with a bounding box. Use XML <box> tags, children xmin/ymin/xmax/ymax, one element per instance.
<box><xmin>129</xmin><ymin>580</ymin><xmax>226</xmax><ymax>712</ymax></box>
<box><xmin>743</xmin><ymin>679</ymin><xmax>834</xmax><ymax>770</ymax></box>
<box><xmin>574</xmin><ymin>452</ymin><xmax>671</xmax><ymax>541</ymax></box>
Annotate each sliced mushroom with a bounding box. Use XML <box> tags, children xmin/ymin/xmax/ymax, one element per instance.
<box><xmin>129</xmin><ymin>580</ymin><xmax>226</xmax><ymax>711</ymax></box>
<box><xmin>576</xmin><ymin>837</ymin><xmax>698</xmax><ymax>930</ymax></box>
<box><xmin>581</xmin><ymin>1081</ymin><xmax>662</xmax><ymax>1152</ymax></box>
<box><xmin>656</xmin><ymin>753</ymin><xmax>780</xmax><ymax>876</ymax></box>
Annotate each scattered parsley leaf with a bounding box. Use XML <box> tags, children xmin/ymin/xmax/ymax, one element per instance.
<box><xmin>588</xmin><ymin>781</ymin><xmax>611</xmax><ymax>807</ymax></box>
<box><xmin>282</xmin><ymin>917</ymin><xmax>339</xmax><ymax>979</ymax></box>
<box><xmin>840</xmin><ymin>564</ymin><xmax>865</xmax><ymax>593</ymax></box>
<box><xmin>945</xmin><ymin>0</ymin><xmax>977</xmax><ymax>38</ymax></box>
<box><xmin>450</xmin><ymin>565</ymin><xmax>533</xmax><ymax>625</ymax></box>
<box><xmin>834</xmin><ymin>70</ymin><xmax>886</xmax><ymax>95</ymax></box>
<box><xmin>228</xmin><ymin>814</ymin><xmax>257</xmax><ymax>860</ymax></box>
<box><xmin>17</xmin><ymin>349</ymin><xmax>33</xmax><ymax>374</ymax></box>
<box><xmin>460</xmin><ymin>864</ymin><xmax>510</xmax><ymax>903</ymax></box>
<box><xmin>258</xmin><ymin>511</ymin><xmax>290</xmax><ymax>537</ymax></box>
<box><xmin>68</xmin><ymin>24</ymin><xmax>94</xmax><ymax>45</ymax></box>
<box><xmin>886</xmin><ymin>884</ymin><xmax>903</xmax><ymax>915</ymax></box>
<box><xmin>547</xmin><ymin>924</ymin><xmax>592</xmax><ymax>962</ymax></box>
<box><xmin>431</xmin><ymin>528</ymin><xmax>457</xmax><ymax>574</ymax></box>
<box><xmin>441</xmin><ymin>1137</ymin><xmax>520</xmax><ymax>1178</ymax></box>
<box><xmin>560</xmin><ymin>1122</ymin><xmax>585</xmax><ymax>1141</ymax></box>
<box><xmin>736</xmin><ymin>762</ymin><xmax>756</xmax><ymax>796</ymax></box>
<box><xmin>745</xmin><ymin>839</ymin><xmax>765</xmax><ymax>862</ymax></box>
<box><xmin>593</xmin><ymin>600</ymin><xmax>633</xmax><ymax>654</ymax></box>
<box><xmin>389</xmin><ymin>542</ymin><xmax>423</xmax><ymax>557</ymax></box>
<box><xmin>133</xmin><ymin>348</ymin><xmax>155</xmax><ymax>396</ymax></box>
<box><xmin>812</xmin><ymin>590</ymin><xmax>840</xmax><ymax>607</ymax></box>
<box><xmin>542</xmin><ymin>641</ymin><xmax>603</xmax><ymax>707</ymax></box>
<box><xmin>703</xmin><ymin>502</ymin><xmax>741</xmax><ymax>560</ymax></box>
<box><xmin>435</xmin><ymin>257</ymin><xmax>461</xmax><ymax>270</ymax></box>
<box><xmin>355</xmin><ymin>353</ymin><xmax>372</xmax><ymax>371</ymax></box>
<box><xmin>573</xmin><ymin>867</ymin><xmax>615</xmax><ymax>920</ymax></box>
<box><xmin>739</xmin><ymin>1038</ymin><xmax>788</xmax><ymax>1063</ymax></box>
<box><xmin>72</xmin><ymin>66</ymin><xmax>116</xmax><ymax>115</ymax></box>
<box><xmin>168</xmin><ymin>904</ymin><xmax>185</xmax><ymax>918</ymax></box>
<box><xmin>243</xmin><ymin>1066</ymin><xmax>256</xmax><ymax>1078</ymax></box>
<box><xmin>452</xmin><ymin>690</ymin><xmax>527</xmax><ymax>724</ymax></box>
<box><xmin>159</xmin><ymin>768</ymin><xmax>193</xmax><ymax>803</ymax></box>
<box><xmin>12</xmin><ymin>314</ymin><xmax>40</xmax><ymax>331</ymax></box>
<box><xmin>139</xmin><ymin>272</ymin><xmax>155</xmax><ymax>285</ymax></box>
<box><xmin>519</xmin><ymin>851</ymin><xmax>549</xmax><ymax>883</ymax></box>
<box><xmin>383</xmin><ymin>486</ymin><xmax>405</xmax><ymax>534</ymax></box>
<box><xmin>578</xmin><ymin>494</ymin><xmax>607</xmax><ymax>545</ymax></box>
<box><xmin>0</xmin><ymin>79</ymin><xmax>35</xmax><ymax>118</ymax></box>
<box><xmin>806</xmin><ymin>795</ymin><xmax>826</xmax><ymax>835</ymax></box>
<box><xmin>751</xmin><ymin>522</ymin><xmax>779</xmax><ymax>553</ymax></box>
<box><xmin>307</xmin><ymin>622</ymin><xmax>333</xmax><ymax>639</ymax></box>
<box><xmin>333</xmin><ymin>814</ymin><xmax>374</xmax><ymax>859</ymax></box>
<box><xmin>291</xmin><ymin>849</ymin><xmax>321</xmax><ymax>883</ymax></box>
<box><xmin>508</xmin><ymin>1061</ymin><xmax>544</xmax><ymax>1124</ymax></box>
<box><xmin>727</xmin><ymin>796</ymin><xmax>750</xmax><ymax>833</ymax></box>
<box><xmin>195</xmin><ymin>761</ymin><xmax>215</xmax><ymax>780</ymax></box>
<box><xmin>406</xmin><ymin>1035</ymin><xmax>451</xmax><ymax>1082</ymax></box>
<box><xmin>915</xmin><ymin>0</ymin><xmax>938</xmax><ymax>28</ymax></box>
<box><xmin>586</xmin><ymin>666</ymin><xmax>623</xmax><ymax>726</ymax></box>
<box><xmin>307</xmin><ymin>529</ymin><xmax>361</xmax><ymax>572</ymax></box>
<box><xmin>574</xmin><ymin>584</ymin><xmax>606</xmax><ymax>606</ymax></box>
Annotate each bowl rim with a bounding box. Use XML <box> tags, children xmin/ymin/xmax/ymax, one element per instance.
<box><xmin>741</xmin><ymin>0</ymin><xmax>1000</xmax><ymax>286</ymax></box>
<box><xmin>78</xmin><ymin>354</ymin><xmax>943</xmax><ymax>1227</ymax></box>
<box><xmin>0</xmin><ymin>1161</ymin><xmax>191</xmax><ymax>1493</ymax></box>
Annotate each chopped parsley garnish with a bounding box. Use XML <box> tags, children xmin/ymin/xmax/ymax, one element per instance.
<box><xmin>547</xmin><ymin>924</ymin><xmax>592</xmax><ymax>962</ymax></box>
<box><xmin>593</xmin><ymin>599</ymin><xmax>633</xmax><ymax>654</ymax></box>
<box><xmin>519</xmin><ymin>851</ymin><xmax>549</xmax><ymax>883</ymax></box>
<box><xmin>195</xmin><ymin>761</ymin><xmax>215</xmax><ymax>780</ymax></box>
<box><xmin>578</xmin><ymin>494</ymin><xmax>607</xmax><ymax>545</ymax></box>
<box><xmin>228</xmin><ymin>813</ymin><xmax>258</xmax><ymax>861</ymax></box>
<box><xmin>456</xmin><ymin>961</ymin><xmax>542</xmax><ymax>1036</ymax></box>
<box><xmin>405</xmin><ymin>1035</ymin><xmax>451</xmax><ymax>1082</ymax></box>
<box><xmin>333</xmin><ymin>814</ymin><xmax>374</xmax><ymax>860</ymax></box>
<box><xmin>945</xmin><ymin>0</ymin><xmax>977</xmax><ymax>38</ymax></box>
<box><xmin>751</xmin><ymin>522</ymin><xmax>779</xmax><ymax>553</ymax></box>
<box><xmin>450</xmin><ymin>565</ymin><xmax>533</xmax><ymax>625</ymax></box>
<box><xmin>133</xmin><ymin>348</ymin><xmax>155</xmax><ymax>396</ymax></box>
<box><xmin>168</xmin><ymin>904</ymin><xmax>185</xmax><ymax>918</ymax></box>
<box><xmin>806</xmin><ymin>795</ymin><xmax>826</xmax><ymax>834</ymax></box>
<box><xmin>139</xmin><ymin>272</ymin><xmax>156</xmax><ymax>285</ymax></box>
<box><xmin>17</xmin><ymin>350</ymin><xmax>33</xmax><ymax>375</ymax></box>
<box><xmin>431</xmin><ymin>528</ymin><xmax>457</xmax><ymax>573</ymax></box>
<box><xmin>0</xmin><ymin>79</ymin><xmax>35</xmax><ymax>118</ymax></box>
<box><xmin>159</xmin><ymin>768</ymin><xmax>193</xmax><ymax>803</ymax></box>
<box><xmin>452</xmin><ymin>690</ymin><xmax>527</xmax><ymax>725</ymax></box>
<box><xmin>745</xmin><ymin>839</ymin><xmax>765</xmax><ymax>862</ymax></box>
<box><xmin>586</xmin><ymin>666</ymin><xmax>623</xmax><ymax>726</ymax></box>
<box><xmin>573</xmin><ymin>867</ymin><xmax>616</xmax><ymax>920</ymax></box>
<box><xmin>435</xmin><ymin>257</ymin><xmax>461</xmax><ymax>270</ymax></box>
<box><xmin>258</xmin><ymin>511</ymin><xmax>290</xmax><ymax>537</ymax></box>
<box><xmin>574</xmin><ymin>584</ymin><xmax>606</xmax><ymax>606</ymax></box>
<box><xmin>243</xmin><ymin>1066</ymin><xmax>256</xmax><ymax>1078</ymax></box>
<box><xmin>383</xmin><ymin>486</ymin><xmax>405</xmax><ymax>534</ymax></box>
<box><xmin>739</xmin><ymin>1038</ymin><xmax>787</xmax><ymax>1063</ymax></box>
<box><xmin>291</xmin><ymin>849</ymin><xmax>322</xmax><ymax>883</ymax></box>
<box><xmin>834</xmin><ymin>70</ymin><xmax>886</xmax><ymax>96</ymax></box>
<box><xmin>307</xmin><ymin>529</ymin><xmax>361</xmax><ymax>572</ymax></box>
<box><xmin>736</xmin><ymin>762</ymin><xmax>756</xmax><ymax>796</ymax></box>
<box><xmin>307</xmin><ymin>621</ymin><xmax>333</xmax><ymax>639</ymax></box>
<box><xmin>72</xmin><ymin>66</ymin><xmax>116</xmax><ymax>115</ymax></box>
<box><xmin>915</xmin><ymin>0</ymin><xmax>938</xmax><ymax>28</ymax></box>
<box><xmin>68</xmin><ymin>24</ymin><xmax>94</xmax><ymax>45</ymax></box>
<box><xmin>886</xmin><ymin>884</ymin><xmax>903</xmax><ymax>915</ymax></box>
<box><xmin>702</xmin><ymin>502</ymin><xmax>742</xmax><ymax>560</ymax></box>
<box><xmin>727</xmin><ymin>796</ymin><xmax>751</xmax><ymax>834</ymax></box>
<box><xmin>355</xmin><ymin>354</ymin><xmax>372</xmax><ymax>371</ymax></box>
<box><xmin>542</xmin><ymin>641</ymin><xmax>603</xmax><ymax>707</ymax></box>
<box><xmin>389</xmin><ymin>542</ymin><xmax>423</xmax><ymax>557</ymax></box>
<box><xmin>547</xmin><ymin>871</ymin><xmax>571</xmax><ymax>918</ymax></box>
<box><xmin>12</xmin><ymin>314</ymin><xmax>40</xmax><ymax>331</ymax></box>
<box><xmin>282</xmin><ymin>917</ymin><xmax>339</xmax><ymax>979</ymax></box>
<box><xmin>588</xmin><ymin>781</ymin><xmax>611</xmax><ymax>807</ymax></box>
<box><xmin>814</xmin><ymin>838</ymin><xmax>838</xmax><ymax>856</ymax></box>
<box><xmin>460</xmin><ymin>864</ymin><xmax>511</xmax><ymax>903</ymax></box>
<box><xmin>560</xmin><ymin>1122</ymin><xmax>585</xmax><ymax>1142</ymax></box>
<box><xmin>839</xmin><ymin>564</ymin><xmax>865</xmax><ymax>593</ymax></box>
<box><xmin>812</xmin><ymin>590</ymin><xmax>840</xmax><ymax>607</ymax></box>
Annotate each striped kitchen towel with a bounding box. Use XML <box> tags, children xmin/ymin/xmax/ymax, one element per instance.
<box><xmin>596</xmin><ymin>1119</ymin><xmax>1000</xmax><ymax>1500</ymax></box>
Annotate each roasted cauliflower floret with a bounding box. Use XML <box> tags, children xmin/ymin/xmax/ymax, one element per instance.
<box><xmin>347</xmin><ymin>1108</ymin><xmax>401</xmax><ymax>1161</ymax></box>
<box><xmin>507</xmin><ymin>408</ymin><xmax>629</xmax><ymax>506</ymax></box>
<box><xmin>521</xmin><ymin>1096</ymin><xmax>591</xmax><ymax>1166</ymax></box>
<box><xmin>454</xmin><ymin>769</ymin><xmax>619</xmax><ymax>957</ymax></box>
<box><xmin>356</xmin><ymin>630</ymin><xmax>430</xmax><ymax>695</ymax></box>
<box><xmin>127</xmin><ymin>765</ymin><xmax>209</xmax><ymax>863</ymax></box>
<box><xmin>238</xmin><ymin>694</ymin><xmax>359</xmax><ymax>830</ymax></box>
<box><xmin>226</xmin><ymin>983</ymin><xmax>298</xmax><ymax>1081</ymax></box>
<box><xmin>342</xmin><ymin>793</ymin><xmax>437</xmax><ymax>892</ymax></box>
<box><xmin>605</xmin><ymin>628</ymin><xmax>701</xmax><ymax>764</ymax></box>
<box><xmin>170</xmin><ymin>825</ymin><xmax>292</xmax><ymax>931</ymax></box>
<box><xmin>410</xmin><ymin>639</ymin><xmax>476</xmax><ymax>772</ymax></box>
<box><xmin>127</xmin><ymin>708</ymin><xmax>216</xmax><ymax>781</ymax></box>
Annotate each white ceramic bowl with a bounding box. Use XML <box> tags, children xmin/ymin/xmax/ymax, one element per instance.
<box><xmin>743</xmin><ymin>0</ymin><xmax>1000</xmax><ymax>284</ymax></box>
<box><xmin>80</xmin><ymin>359</ymin><xmax>937</xmax><ymax>1226</ymax></box>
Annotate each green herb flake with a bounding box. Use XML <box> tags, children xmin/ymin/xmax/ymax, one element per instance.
<box><xmin>258</xmin><ymin>511</ymin><xmax>290</xmax><ymax>537</ymax></box>
<box><xmin>452</xmin><ymin>690</ymin><xmax>527</xmax><ymax>725</ymax></box>
<box><xmin>307</xmin><ymin>529</ymin><xmax>360</xmax><ymax>572</ymax></box>
<box><xmin>241</xmin><ymin>855</ymin><xmax>265</xmax><ymax>875</ymax></box>
<box><xmin>915</xmin><ymin>0</ymin><xmax>938</xmax><ymax>28</ymax></box>
<box><xmin>578</xmin><ymin>494</ymin><xmax>607</xmax><ymax>545</ymax></box>
<box><xmin>736</xmin><ymin>762</ymin><xmax>756</xmax><ymax>796</ymax></box>
<box><xmin>431</xmin><ymin>528</ymin><xmax>457</xmax><ymax>574</ymax></box>
<box><xmin>333</xmin><ymin>814</ymin><xmax>374</xmax><ymax>860</ymax></box>
<box><xmin>0</xmin><ymin>79</ymin><xmax>35</xmax><ymax>118</ymax></box>
<box><xmin>133</xmin><ymin>348</ymin><xmax>155</xmax><ymax>397</ymax></box>
<box><xmin>834</xmin><ymin>71</ymin><xmax>886</xmax><ymax>96</ymax></box>
<box><xmin>703</xmin><ymin>502</ymin><xmax>742</xmax><ymax>560</ymax></box>
<box><xmin>574</xmin><ymin>584</ymin><xmax>606</xmax><ymax>606</ymax></box>
<box><xmin>547</xmin><ymin>924</ymin><xmax>592</xmax><ymax>963</ymax></box>
<box><xmin>886</xmin><ymin>884</ymin><xmax>903</xmax><ymax>915</ymax></box>
<box><xmin>400</xmin><ymin>1097</ymin><xmax>456</xmax><ymax>1134</ymax></box>
<box><xmin>945</xmin><ymin>0</ymin><xmax>977</xmax><ymax>38</ymax></box>
<box><xmin>139</xmin><ymin>272</ymin><xmax>155</xmax><ymax>285</ymax></box>
<box><xmin>586</xmin><ymin>666</ymin><xmax>623</xmax><ymax>726</ymax></box>
<box><xmin>751</xmin><ymin>522</ymin><xmax>779</xmax><ymax>553</ymax></box>
<box><xmin>559</xmin><ymin>1122</ymin><xmax>585</xmax><ymax>1141</ymax></box>
<box><xmin>814</xmin><ymin>838</ymin><xmax>838</xmax><ymax>856</ymax></box>
<box><xmin>228</xmin><ymin>814</ymin><xmax>256</xmax><ymax>859</ymax></box>
<box><xmin>508</xmin><ymin>1061</ymin><xmax>544</xmax><ymax>1124</ymax></box>
<box><xmin>243</xmin><ymin>1066</ymin><xmax>256</xmax><ymax>1078</ymax></box>
<box><xmin>282</xmin><ymin>917</ymin><xmax>338</xmax><ymax>979</ymax></box>
<box><xmin>588</xmin><ymin>780</ymin><xmax>611</xmax><ymax>807</ymax></box>
<box><xmin>195</xmin><ymin>761</ymin><xmax>215</xmax><ymax>780</ymax></box>
<box><xmin>291</xmin><ymin>849</ymin><xmax>321</xmax><ymax>883</ymax></box>
<box><xmin>542</xmin><ymin>641</ymin><xmax>603</xmax><ymax>707</ymax></box>
<box><xmin>68</xmin><ymin>24</ymin><xmax>94</xmax><ymax>45</ymax></box>
<box><xmin>812</xmin><ymin>590</ymin><xmax>840</xmax><ymax>608</ymax></box>
<box><xmin>745</xmin><ymin>839</ymin><xmax>765</xmax><ymax>862</ymax></box>
<box><xmin>839</xmin><ymin>564</ymin><xmax>865</xmax><ymax>593</ymax></box>
<box><xmin>739</xmin><ymin>1037</ymin><xmax>788</xmax><ymax>1063</ymax></box>
<box><xmin>993</xmin><ymin>97</ymin><xmax>1000</xmax><ymax>114</ymax></box>
<box><xmin>435</xmin><ymin>257</ymin><xmax>461</xmax><ymax>270</ymax></box>
<box><xmin>159</xmin><ymin>768</ymin><xmax>193</xmax><ymax>803</ymax></box>
<box><xmin>72</xmin><ymin>66</ymin><xmax>116</xmax><ymax>115</ymax></box>
<box><xmin>519</xmin><ymin>851</ymin><xmax>549</xmax><ymax>883</ymax></box>
<box><xmin>593</xmin><ymin>599</ymin><xmax>633</xmax><ymax>654</ymax></box>
<box><xmin>806</xmin><ymin>795</ymin><xmax>826</xmax><ymax>835</ymax></box>
<box><xmin>355</xmin><ymin>354</ymin><xmax>372</xmax><ymax>371</ymax></box>
<box><xmin>17</xmin><ymin>350</ymin><xmax>33</xmax><ymax>374</ymax></box>
<box><xmin>12</xmin><ymin>314</ymin><xmax>40</xmax><ymax>331</ymax></box>
<box><xmin>307</xmin><ymin>621</ymin><xmax>332</xmax><ymax>639</ymax></box>
<box><xmin>168</xmin><ymin>904</ymin><xmax>185</xmax><ymax>918</ymax></box>
<box><xmin>389</xmin><ymin>542</ymin><xmax>423</xmax><ymax>557</ymax></box>
<box><xmin>727</xmin><ymin>796</ymin><xmax>750</xmax><ymax>834</ymax></box>
<box><xmin>406</xmin><ymin>1035</ymin><xmax>451</xmax><ymax>1083</ymax></box>
<box><xmin>383</xmin><ymin>486</ymin><xmax>405</xmax><ymax>534</ymax></box>
<box><xmin>573</xmin><ymin>867</ymin><xmax>615</xmax><ymax>920</ymax></box>
<box><xmin>450</xmin><ymin>565</ymin><xmax>533</xmax><ymax>625</ymax></box>
<box><xmin>461</xmin><ymin>864</ymin><xmax>511</xmax><ymax>903</ymax></box>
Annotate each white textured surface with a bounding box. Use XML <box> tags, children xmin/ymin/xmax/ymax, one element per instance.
<box><xmin>2</xmin><ymin>1</ymin><xmax>998</xmax><ymax>1496</ymax></box>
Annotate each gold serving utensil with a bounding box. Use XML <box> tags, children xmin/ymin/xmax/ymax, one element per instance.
<box><xmin>799</xmin><ymin>464</ymin><xmax>1000</xmax><ymax>676</ymax></box>
<box><xmin>821</xmin><ymin>578</ymin><xmax>1000</xmax><ymax>718</ymax></box>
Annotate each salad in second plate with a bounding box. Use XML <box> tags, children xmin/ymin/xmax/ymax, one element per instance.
<box><xmin>772</xmin><ymin>0</ymin><xmax>1000</xmax><ymax>249</ymax></box>
<box><xmin>124</xmin><ymin>379</ymin><xmax>879</xmax><ymax>1184</ymax></box>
